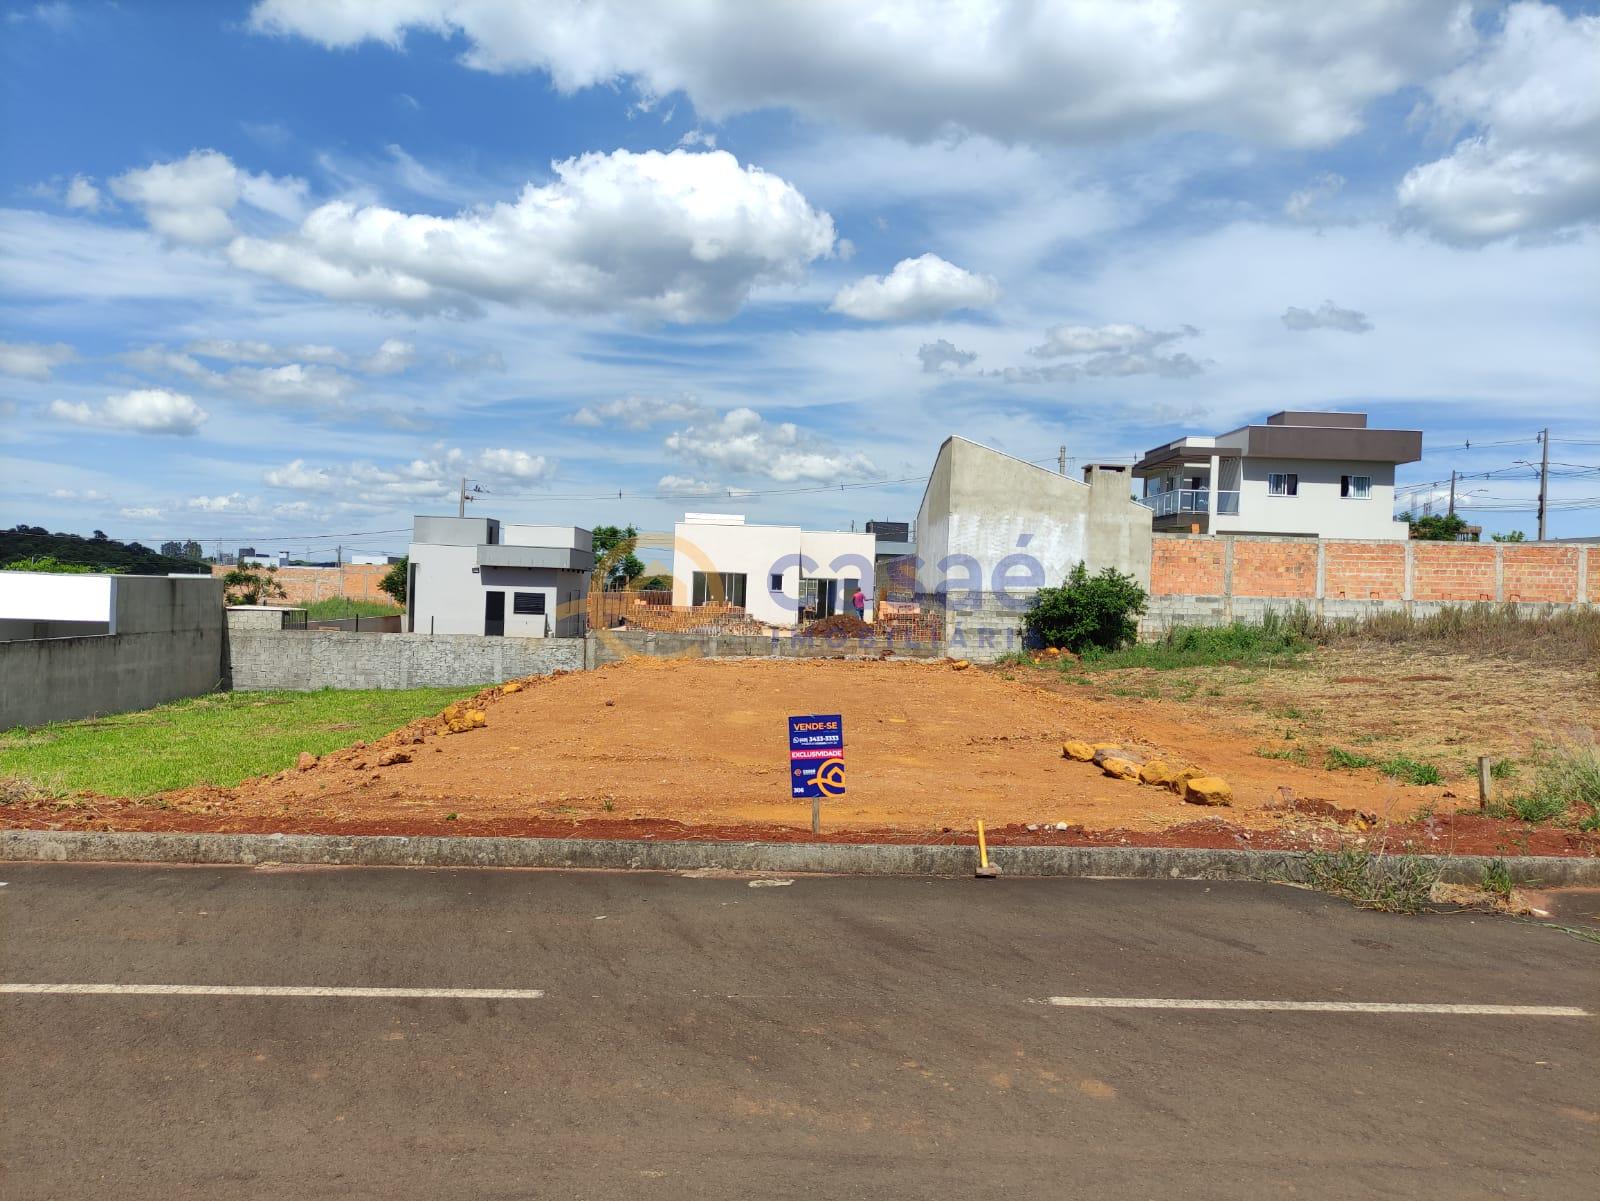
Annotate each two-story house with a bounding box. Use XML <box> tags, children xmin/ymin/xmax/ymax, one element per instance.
<box><xmin>1132</xmin><ymin>411</ymin><xmax>1421</xmax><ymax>539</ymax></box>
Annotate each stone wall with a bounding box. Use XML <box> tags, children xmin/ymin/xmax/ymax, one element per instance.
<box><xmin>227</xmin><ymin>630</ymin><xmax>583</xmax><ymax>691</ymax></box>
<box><xmin>584</xmin><ymin>628</ymin><xmax>945</xmax><ymax>668</ymax></box>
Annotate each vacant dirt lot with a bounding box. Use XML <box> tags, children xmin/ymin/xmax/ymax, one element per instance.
<box><xmin>9</xmin><ymin>649</ymin><xmax>1595</xmax><ymax>856</ymax></box>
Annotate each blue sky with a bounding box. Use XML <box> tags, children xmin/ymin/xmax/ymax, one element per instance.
<box><xmin>2</xmin><ymin>0</ymin><xmax>1598</xmax><ymax>561</ymax></box>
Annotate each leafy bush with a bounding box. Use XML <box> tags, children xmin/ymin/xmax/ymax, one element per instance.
<box><xmin>378</xmin><ymin>556</ymin><xmax>408</xmax><ymax>606</ymax></box>
<box><xmin>223</xmin><ymin>566</ymin><xmax>288</xmax><ymax>606</ymax></box>
<box><xmin>1</xmin><ymin>555</ymin><xmax>111</xmax><ymax>574</ymax></box>
<box><xmin>1402</xmin><ymin>512</ymin><xmax>1474</xmax><ymax>541</ymax></box>
<box><xmin>1023</xmin><ymin>563</ymin><xmax>1147</xmax><ymax>653</ymax></box>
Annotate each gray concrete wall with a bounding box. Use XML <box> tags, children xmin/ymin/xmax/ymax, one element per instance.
<box><xmin>585</xmin><ymin>628</ymin><xmax>945</xmax><ymax>668</ymax></box>
<box><xmin>225</xmin><ymin>606</ymin><xmax>305</xmax><ymax>631</ymax></box>
<box><xmin>227</xmin><ymin>630</ymin><xmax>584</xmax><ymax>690</ymax></box>
<box><xmin>916</xmin><ymin>437</ymin><xmax>1151</xmax><ymax>595</ymax></box>
<box><xmin>0</xmin><ymin>575</ymin><xmax>225</xmax><ymax>730</ymax></box>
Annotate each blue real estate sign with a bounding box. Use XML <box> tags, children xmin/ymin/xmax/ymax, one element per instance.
<box><xmin>788</xmin><ymin>713</ymin><xmax>845</xmax><ymax>799</ymax></box>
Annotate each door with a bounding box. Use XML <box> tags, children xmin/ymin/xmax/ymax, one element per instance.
<box><xmin>484</xmin><ymin>589</ymin><xmax>505</xmax><ymax>636</ymax></box>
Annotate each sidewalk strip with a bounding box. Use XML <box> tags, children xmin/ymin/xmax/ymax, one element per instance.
<box><xmin>1047</xmin><ymin>997</ymin><xmax>1589</xmax><ymax>1017</ymax></box>
<box><xmin>1</xmin><ymin>984</ymin><xmax>544</xmax><ymax>999</ymax></box>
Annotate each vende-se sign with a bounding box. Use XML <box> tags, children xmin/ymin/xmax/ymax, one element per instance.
<box><xmin>788</xmin><ymin>713</ymin><xmax>845</xmax><ymax>800</ymax></box>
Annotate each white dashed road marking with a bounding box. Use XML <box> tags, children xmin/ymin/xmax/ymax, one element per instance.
<box><xmin>1</xmin><ymin>984</ymin><xmax>545</xmax><ymax>999</ymax></box>
<box><xmin>1047</xmin><ymin>996</ymin><xmax>1589</xmax><ymax>1017</ymax></box>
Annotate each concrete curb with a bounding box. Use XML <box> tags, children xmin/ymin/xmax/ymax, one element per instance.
<box><xmin>3</xmin><ymin>830</ymin><xmax>1596</xmax><ymax>885</ymax></box>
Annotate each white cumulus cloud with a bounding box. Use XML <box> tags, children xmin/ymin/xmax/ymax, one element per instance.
<box><xmin>64</xmin><ymin>175</ymin><xmax>102</xmax><ymax>212</ymax></box>
<box><xmin>569</xmin><ymin>393</ymin><xmax>711</xmax><ymax>429</ymax></box>
<box><xmin>830</xmin><ymin>254</ymin><xmax>998</xmax><ymax>322</ymax></box>
<box><xmin>225</xmin><ymin>148</ymin><xmax>835</xmax><ymax>320</ymax></box>
<box><xmin>664</xmin><ymin>406</ymin><xmax>875</xmax><ymax>483</ymax></box>
<box><xmin>917</xmin><ymin>339</ymin><xmax>978</xmax><ymax>374</ymax></box>
<box><xmin>1399</xmin><ymin>3</ymin><xmax>1600</xmax><ymax>243</ymax></box>
<box><xmin>249</xmin><ymin>0</ymin><xmax>1472</xmax><ymax>150</ymax></box>
<box><xmin>360</xmin><ymin>338</ymin><xmax>417</xmax><ymax>375</ymax></box>
<box><xmin>109</xmin><ymin>149</ymin><xmax>308</xmax><ymax>245</ymax></box>
<box><xmin>48</xmin><ymin>388</ymin><xmax>208</xmax><ymax>435</ymax></box>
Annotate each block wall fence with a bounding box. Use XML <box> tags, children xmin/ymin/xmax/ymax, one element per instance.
<box><xmin>1145</xmin><ymin>534</ymin><xmax>1596</xmax><ymax>631</ymax></box>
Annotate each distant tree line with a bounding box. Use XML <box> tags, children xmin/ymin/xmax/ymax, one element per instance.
<box><xmin>0</xmin><ymin>525</ymin><xmax>210</xmax><ymax>575</ymax></box>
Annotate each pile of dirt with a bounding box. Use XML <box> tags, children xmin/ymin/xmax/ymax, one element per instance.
<box><xmin>802</xmin><ymin>614</ymin><xmax>874</xmax><ymax>638</ymax></box>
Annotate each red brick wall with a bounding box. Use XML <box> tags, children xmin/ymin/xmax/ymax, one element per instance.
<box><xmin>1501</xmin><ymin>545</ymin><xmax>1579</xmax><ymax>602</ymax></box>
<box><xmin>1231</xmin><ymin>538</ymin><xmax>1318</xmax><ymax>598</ymax></box>
<box><xmin>1152</xmin><ymin>535</ymin><xmax>1591</xmax><ymax>603</ymax></box>
<box><xmin>1150</xmin><ymin>538</ymin><xmax>1226</xmax><ymax>595</ymax></box>
<box><xmin>1323</xmin><ymin>541</ymin><xmax>1407</xmax><ymax>600</ymax></box>
<box><xmin>1410</xmin><ymin>543</ymin><xmax>1498</xmax><ymax>601</ymax></box>
<box><xmin>212</xmin><ymin>563</ymin><xmax>392</xmax><ymax>605</ymax></box>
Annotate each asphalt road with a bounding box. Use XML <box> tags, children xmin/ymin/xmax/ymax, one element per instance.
<box><xmin>2</xmin><ymin>865</ymin><xmax>1597</xmax><ymax>1201</ymax></box>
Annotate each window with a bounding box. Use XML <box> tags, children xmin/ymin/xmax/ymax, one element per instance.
<box><xmin>769</xmin><ymin>572</ymin><xmax>784</xmax><ymax>591</ymax></box>
<box><xmin>1341</xmin><ymin>474</ymin><xmax>1372</xmax><ymax>499</ymax></box>
<box><xmin>1268</xmin><ymin>472</ymin><xmax>1299</xmax><ymax>496</ymax></box>
<box><xmin>692</xmin><ymin>571</ymin><xmax>747</xmax><ymax>608</ymax></box>
<box><xmin>512</xmin><ymin>591</ymin><xmax>545</xmax><ymax>615</ymax></box>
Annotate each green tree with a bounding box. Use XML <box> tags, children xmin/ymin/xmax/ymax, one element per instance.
<box><xmin>1491</xmin><ymin>530</ymin><xmax>1527</xmax><ymax>542</ymax></box>
<box><xmin>223</xmin><ymin>565</ymin><xmax>288</xmax><ymax>606</ymax></box>
<box><xmin>591</xmin><ymin>524</ymin><xmax>645</xmax><ymax>588</ymax></box>
<box><xmin>1402</xmin><ymin>512</ymin><xmax>1473</xmax><ymax>541</ymax></box>
<box><xmin>1</xmin><ymin>555</ymin><xmax>108</xmax><ymax>574</ymax></box>
<box><xmin>1022</xmin><ymin>563</ymin><xmax>1148</xmax><ymax>653</ymax></box>
<box><xmin>378</xmin><ymin>557</ymin><xmax>408</xmax><ymax>606</ymax></box>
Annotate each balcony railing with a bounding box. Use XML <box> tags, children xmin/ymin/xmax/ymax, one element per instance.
<box><xmin>1137</xmin><ymin>489</ymin><xmax>1240</xmax><ymax>518</ymax></box>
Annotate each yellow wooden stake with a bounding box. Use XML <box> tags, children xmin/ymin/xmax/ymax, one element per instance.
<box><xmin>977</xmin><ymin>819</ymin><xmax>990</xmax><ymax>870</ymax></box>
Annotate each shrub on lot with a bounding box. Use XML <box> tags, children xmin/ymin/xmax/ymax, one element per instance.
<box><xmin>1024</xmin><ymin>563</ymin><xmax>1147</xmax><ymax>654</ymax></box>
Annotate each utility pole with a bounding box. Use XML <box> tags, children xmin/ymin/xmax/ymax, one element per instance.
<box><xmin>1447</xmin><ymin>470</ymin><xmax>1457</xmax><ymax>517</ymax></box>
<box><xmin>1058</xmin><ymin>445</ymin><xmax>1067</xmax><ymax>475</ymax></box>
<box><xmin>458</xmin><ymin>476</ymin><xmax>469</xmax><ymax>519</ymax></box>
<box><xmin>1536</xmin><ymin>427</ymin><xmax>1549</xmax><ymax>541</ymax></box>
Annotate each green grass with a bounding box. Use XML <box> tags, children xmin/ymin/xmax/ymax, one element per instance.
<box><xmin>1494</xmin><ymin>741</ymin><xmax>1600</xmax><ymax>828</ymax></box>
<box><xmin>1081</xmin><ymin>612</ymin><xmax>1312</xmax><ymax>672</ymax></box>
<box><xmin>1325</xmin><ymin>747</ymin><xmax>1375</xmax><ymax>771</ymax></box>
<box><xmin>0</xmin><ymin>687</ymin><xmax>474</xmax><ymax>798</ymax></box>
<box><xmin>302</xmin><ymin>597</ymin><xmax>403</xmax><ymax>619</ymax></box>
<box><xmin>1377</xmin><ymin>756</ymin><xmax>1443</xmax><ymax>786</ymax></box>
<box><xmin>1255</xmin><ymin>745</ymin><xmax>1309</xmax><ymax>765</ymax></box>
<box><xmin>1299</xmin><ymin>847</ymin><xmax>1442</xmax><ymax>914</ymax></box>
<box><xmin>1323</xmin><ymin>747</ymin><xmax>1441</xmax><ymax>785</ymax></box>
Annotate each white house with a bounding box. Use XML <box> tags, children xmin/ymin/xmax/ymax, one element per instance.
<box><xmin>406</xmin><ymin>516</ymin><xmax>592</xmax><ymax>637</ymax></box>
<box><xmin>671</xmin><ymin>514</ymin><xmax>878</xmax><ymax>625</ymax></box>
<box><xmin>1132</xmin><ymin>411</ymin><xmax>1421</xmax><ymax>539</ymax></box>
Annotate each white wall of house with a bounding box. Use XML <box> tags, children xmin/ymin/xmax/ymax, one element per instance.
<box><xmin>1218</xmin><ymin>457</ymin><xmax>1406</xmax><ymax>538</ymax></box>
<box><xmin>407</xmin><ymin>539</ymin><xmax>588</xmax><ymax>637</ymax></box>
<box><xmin>671</xmin><ymin>516</ymin><xmax>876</xmax><ymax>625</ymax></box>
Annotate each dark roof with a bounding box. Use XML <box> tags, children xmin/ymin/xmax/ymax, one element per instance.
<box><xmin>1136</xmin><ymin>413</ymin><xmax>1421</xmax><ymax>472</ymax></box>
